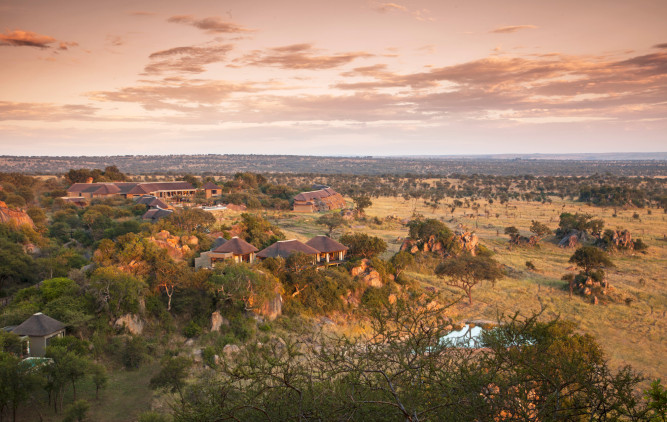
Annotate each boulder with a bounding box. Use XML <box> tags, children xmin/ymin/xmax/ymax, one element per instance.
<box><xmin>362</xmin><ymin>270</ymin><xmax>383</xmax><ymax>288</ymax></box>
<box><xmin>114</xmin><ymin>314</ymin><xmax>144</xmax><ymax>335</ymax></box>
<box><xmin>0</xmin><ymin>201</ymin><xmax>34</xmax><ymax>227</ymax></box>
<box><xmin>256</xmin><ymin>293</ymin><xmax>282</xmax><ymax>321</ymax></box>
<box><xmin>223</xmin><ymin>344</ymin><xmax>240</xmax><ymax>356</ymax></box>
<box><xmin>211</xmin><ymin>311</ymin><xmax>229</xmax><ymax>332</ymax></box>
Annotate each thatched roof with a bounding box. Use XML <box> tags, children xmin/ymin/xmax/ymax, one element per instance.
<box><xmin>12</xmin><ymin>313</ymin><xmax>65</xmax><ymax>337</ymax></box>
<box><xmin>212</xmin><ymin>237</ymin><xmax>258</xmax><ymax>255</ymax></box>
<box><xmin>305</xmin><ymin>235</ymin><xmax>349</xmax><ymax>253</ymax></box>
<box><xmin>257</xmin><ymin>239</ymin><xmax>320</xmax><ymax>259</ymax></box>
<box><xmin>211</xmin><ymin>236</ymin><xmax>227</xmax><ymax>250</ymax></box>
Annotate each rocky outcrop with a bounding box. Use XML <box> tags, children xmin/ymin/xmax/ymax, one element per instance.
<box><xmin>148</xmin><ymin>230</ymin><xmax>192</xmax><ymax>260</ymax></box>
<box><xmin>558</xmin><ymin>230</ymin><xmax>580</xmax><ymax>248</ymax></box>
<box><xmin>350</xmin><ymin>258</ymin><xmax>383</xmax><ymax>287</ymax></box>
<box><xmin>455</xmin><ymin>231</ymin><xmax>478</xmax><ymax>255</ymax></box>
<box><xmin>211</xmin><ymin>311</ymin><xmax>229</xmax><ymax>332</ymax></box>
<box><xmin>114</xmin><ymin>314</ymin><xmax>144</xmax><ymax>335</ymax></box>
<box><xmin>606</xmin><ymin>230</ymin><xmax>633</xmax><ymax>250</ymax></box>
<box><xmin>0</xmin><ymin>201</ymin><xmax>34</xmax><ymax>227</ymax></box>
<box><xmin>256</xmin><ymin>293</ymin><xmax>283</xmax><ymax>321</ymax></box>
<box><xmin>400</xmin><ymin>231</ymin><xmax>479</xmax><ymax>256</ymax></box>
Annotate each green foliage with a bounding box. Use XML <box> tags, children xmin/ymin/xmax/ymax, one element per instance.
<box><xmin>339</xmin><ymin>232</ymin><xmax>387</xmax><ymax>259</ymax></box>
<box><xmin>285</xmin><ymin>267</ymin><xmax>355</xmax><ymax>315</ymax></box>
<box><xmin>122</xmin><ymin>336</ymin><xmax>148</xmax><ymax>369</ymax></box>
<box><xmin>316</xmin><ymin>212</ymin><xmax>346</xmax><ymax>234</ymax></box>
<box><xmin>40</xmin><ymin>277</ymin><xmax>79</xmax><ymax>302</ymax></box>
<box><xmin>89</xmin><ymin>267</ymin><xmax>147</xmax><ymax>318</ymax></box>
<box><xmin>183</xmin><ymin>321</ymin><xmax>202</xmax><ymax>338</ymax></box>
<box><xmin>352</xmin><ymin>195</ymin><xmax>372</xmax><ymax>213</ymax></box>
<box><xmin>171</xmin><ymin>302</ymin><xmax>649</xmax><ymax>422</ymax></box>
<box><xmin>645</xmin><ymin>379</ymin><xmax>667</xmax><ymax>421</ymax></box>
<box><xmin>389</xmin><ymin>251</ymin><xmax>414</xmax><ymax>279</ymax></box>
<box><xmin>0</xmin><ymin>331</ymin><xmax>24</xmax><ymax>355</ymax></box>
<box><xmin>165</xmin><ymin>208</ymin><xmax>215</xmax><ymax>233</ymax></box>
<box><xmin>569</xmin><ymin>246</ymin><xmax>614</xmax><ymax>276</ymax></box>
<box><xmin>238</xmin><ymin>213</ymin><xmax>285</xmax><ymax>249</ymax></box>
<box><xmin>62</xmin><ymin>399</ymin><xmax>90</xmax><ymax>422</ymax></box>
<box><xmin>435</xmin><ymin>254</ymin><xmax>504</xmax><ymax>304</ymax></box>
<box><xmin>556</xmin><ymin>212</ymin><xmax>604</xmax><ymax>237</ymax></box>
<box><xmin>529</xmin><ymin>220</ymin><xmax>552</xmax><ymax>238</ymax></box>
<box><xmin>0</xmin><ymin>351</ymin><xmax>44</xmax><ymax>420</ymax></box>
<box><xmin>210</xmin><ymin>263</ymin><xmax>278</xmax><ymax>311</ymax></box>
<box><xmin>408</xmin><ymin>218</ymin><xmax>454</xmax><ymax>245</ymax></box>
<box><xmin>150</xmin><ymin>356</ymin><xmax>192</xmax><ymax>400</ymax></box>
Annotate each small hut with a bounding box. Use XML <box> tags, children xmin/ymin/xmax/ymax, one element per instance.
<box><xmin>12</xmin><ymin>313</ymin><xmax>66</xmax><ymax>357</ymax></box>
<box><xmin>210</xmin><ymin>237</ymin><xmax>258</xmax><ymax>264</ymax></box>
<box><xmin>257</xmin><ymin>239</ymin><xmax>320</xmax><ymax>261</ymax></box>
<box><xmin>305</xmin><ymin>235</ymin><xmax>349</xmax><ymax>263</ymax></box>
<box><xmin>202</xmin><ymin>181</ymin><xmax>222</xmax><ymax>199</ymax></box>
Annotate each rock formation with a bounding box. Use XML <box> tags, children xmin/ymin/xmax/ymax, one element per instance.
<box><xmin>350</xmin><ymin>258</ymin><xmax>383</xmax><ymax>287</ymax></box>
<box><xmin>114</xmin><ymin>314</ymin><xmax>144</xmax><ymax>335</ymax></box>
<box><xmin>400</xmin><ymin>231</ymin><xmax>479</xmax><ymax>256</ymax></box>
<box><xmin>148</xmin><ymin>230</ymin><xmax>193</xmax><ymax>260</ymax></box>
<box><xmin>0</xmin><ymin>201</ymin><xmax>34</xmax><ymax>227</ymax></box>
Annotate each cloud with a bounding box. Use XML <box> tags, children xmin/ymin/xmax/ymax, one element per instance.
<box><xmin>375</xmin><ymin>3</ymin><xmax>408</xmax><ymax>13</ymax></box>
<box><xmin>89</xmin><ymin>79</ymin><xmax>261</xmax><ymax>111</ymax></box>
<box><xmin>0</xmin><ymin>30</ymin><xmax>56</xmax><ymax>48</ymax></box>
<box><xmin>0</xmin><ymin>102</ymin><xmax>99</xmax><ymax>121</ymax></box>
<box><xmin>239</xmin><ymin>43</ymin><xmax>372</xmax><ymax>70</ymax></box>
<box><xmin>144</xmin><ymin>44</ymin><xmax>234</xmax><ymax>75</ymax></box>
<box><xmin>59</xmin><ymin>41</ymin><xmax>79</xmax><ymax>50</ymax></box>
<box><xmin>491</xmin><ymin>25</ymin><xmax>538</xmax><ymax>34</ymax></box>
<box><xmin>167</xmin><ymin>15</ymin><xmax>252</xmax><ymax>34</ymax></box>
<box><xmin>652</xmin><ymin>43</ymin><xmax>667</xmax><ymax>49</ymax></box>
<box><xmin>372</xmin><ymin>2</ymin><xmax>435</xmax><ymax>21</ymax></box>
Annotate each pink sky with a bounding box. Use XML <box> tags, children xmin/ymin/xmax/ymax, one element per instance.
<box><xmin>0</xmin><ymin>0</ymin><xmax>665</xmax><ymax>156</ymax></box>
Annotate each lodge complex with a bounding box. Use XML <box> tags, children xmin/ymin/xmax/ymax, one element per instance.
<box><xmin>196</xmin><ymin>235</ymin><xmax>348</xmax><ymax>269</ymax></box>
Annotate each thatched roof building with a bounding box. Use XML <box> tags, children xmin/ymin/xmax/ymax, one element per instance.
<box><xmin>257</xmin><ymin>239</ymin><xmax>320</xmax><ymax>259</ymax></box>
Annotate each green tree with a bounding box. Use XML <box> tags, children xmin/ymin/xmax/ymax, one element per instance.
<box><xmin>0</xmin><ymin>352</ymin><xmax>43</xmax><ymax>422</ymax></box>
<box><xmin>90</xmin><ymin>363</ymin><xmax>108</xmax><ymax>400</ymax></box>
<box><xmin>339</xmin><ymin>233</ymin><xmax>387</xmax><ymax>259</ymax></box>
<box><xmin>150</xmin><ymin>356</ymin><xmax>192</xmax><ymax>402</ymax></box>
<box><xmin>529</xmin><ymin>220</ymin><xmax>552</xmax><ymax>240</ymax></box>
<box><xmin>435</xmin><ymin>254</ymin><xmax>504</xmax><ymax>304</ymax></box>
<box><xmin>317</xmin><ymin>212</ymin><xmax>345</xmax><ymax>235</ymax></box>
<box><xmin>389</xmin><ymin>251</ymin><xmax>414</xmax><ymax>279</ymax></box>
<box><xmin>352</xmin><ymin>195</ymin><xmax>372</xmax><ymax>214</ymax></box>
<box><xmin>569</xmin><ymin>246</ymin><xmax>614</xmax><ymax>276</ymax></box>
<box><xmin>645</xmin><ymin>379</ymin><xmax>667</xmax><ymax>421</ymax></box>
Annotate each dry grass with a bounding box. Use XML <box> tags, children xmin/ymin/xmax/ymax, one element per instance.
<box><xmin>264</xmin><ymin>197</ymin><xmax>667</xmax><ymax>382</ymax></box>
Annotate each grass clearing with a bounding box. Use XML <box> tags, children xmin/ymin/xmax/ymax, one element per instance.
<box><xmin>263</xmin><ymin>196</ymin><xmax>667</xmax><ymax>382</ymax></box>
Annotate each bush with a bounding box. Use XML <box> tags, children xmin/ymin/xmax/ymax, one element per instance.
<box><xmin>123</xmin><ymin>336</ymin><xmax>148</xmax><ymax>369</ymax></box>
<box><xmin>525</xmin><ymin>261</ymin><xmax>536</xmax><ymax>271</ymax></box>
<box><xmin>183</xmin><ymin>321</ymin><xmax>202</xmax><ymax>338</ymax></box>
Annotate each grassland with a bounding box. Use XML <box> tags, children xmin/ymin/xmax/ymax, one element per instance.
<box><xmin>255</xmin><ymin>197</ymin><xmax>667</xmax><ymax>383</ymax></box>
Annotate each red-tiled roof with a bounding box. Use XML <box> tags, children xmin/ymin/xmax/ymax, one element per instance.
<box><xmin>293</xmin><ymin>188</ymin><xmax>339</xmax><ymax>202</ymax></box>
<box><xmin>305</xmin><ymin>235</ymin><xmax>349</xmax><ymax>253</ymax></box>
<box><xmin>257</xmin><ymin>239</ymin><xmax>320</xmax><ymax>259</ymax></box>
<box><xmin>202</xmin><ymin>182</ymin><xmax>221</xmax><ymax>190</ymax></box>
<box><xmin>212</xmin><ymin>237</ymin><xmax>258</xmax><ymax>255</ymax></box>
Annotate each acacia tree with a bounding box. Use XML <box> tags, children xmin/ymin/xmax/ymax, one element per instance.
<box><xmin>569</xmin><ymin>246</ymin><xmax>614</xmax><ymax>278</ymax></box>
<box><xmin>339</xmin><ymin>233</ymin><xmax>387</xmax><ymax>259</ymax></box>
<box><xmin>316</xmin><ymin>213</ymin><xmax>345</xmax><ymax>235</ymax></box>
<box><xmin>352</xmin><ymin>196</ymin><xmax>372</xmax><ymax>214</ymax></box>
<box><xmin>171</xmin><ymin>300</ymin><xmax>654</xmax><ymax>421</ymax></box>
<box><xmin>435</xmin><ymin>254</ymin><xmax>504</xmax><ymax>304</ymax></box>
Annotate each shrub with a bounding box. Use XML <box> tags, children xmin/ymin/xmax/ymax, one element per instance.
<box><xmin>183</xmin><ymin>321</ymin><xmax>202</xmax><ymax>338</ymax></box>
